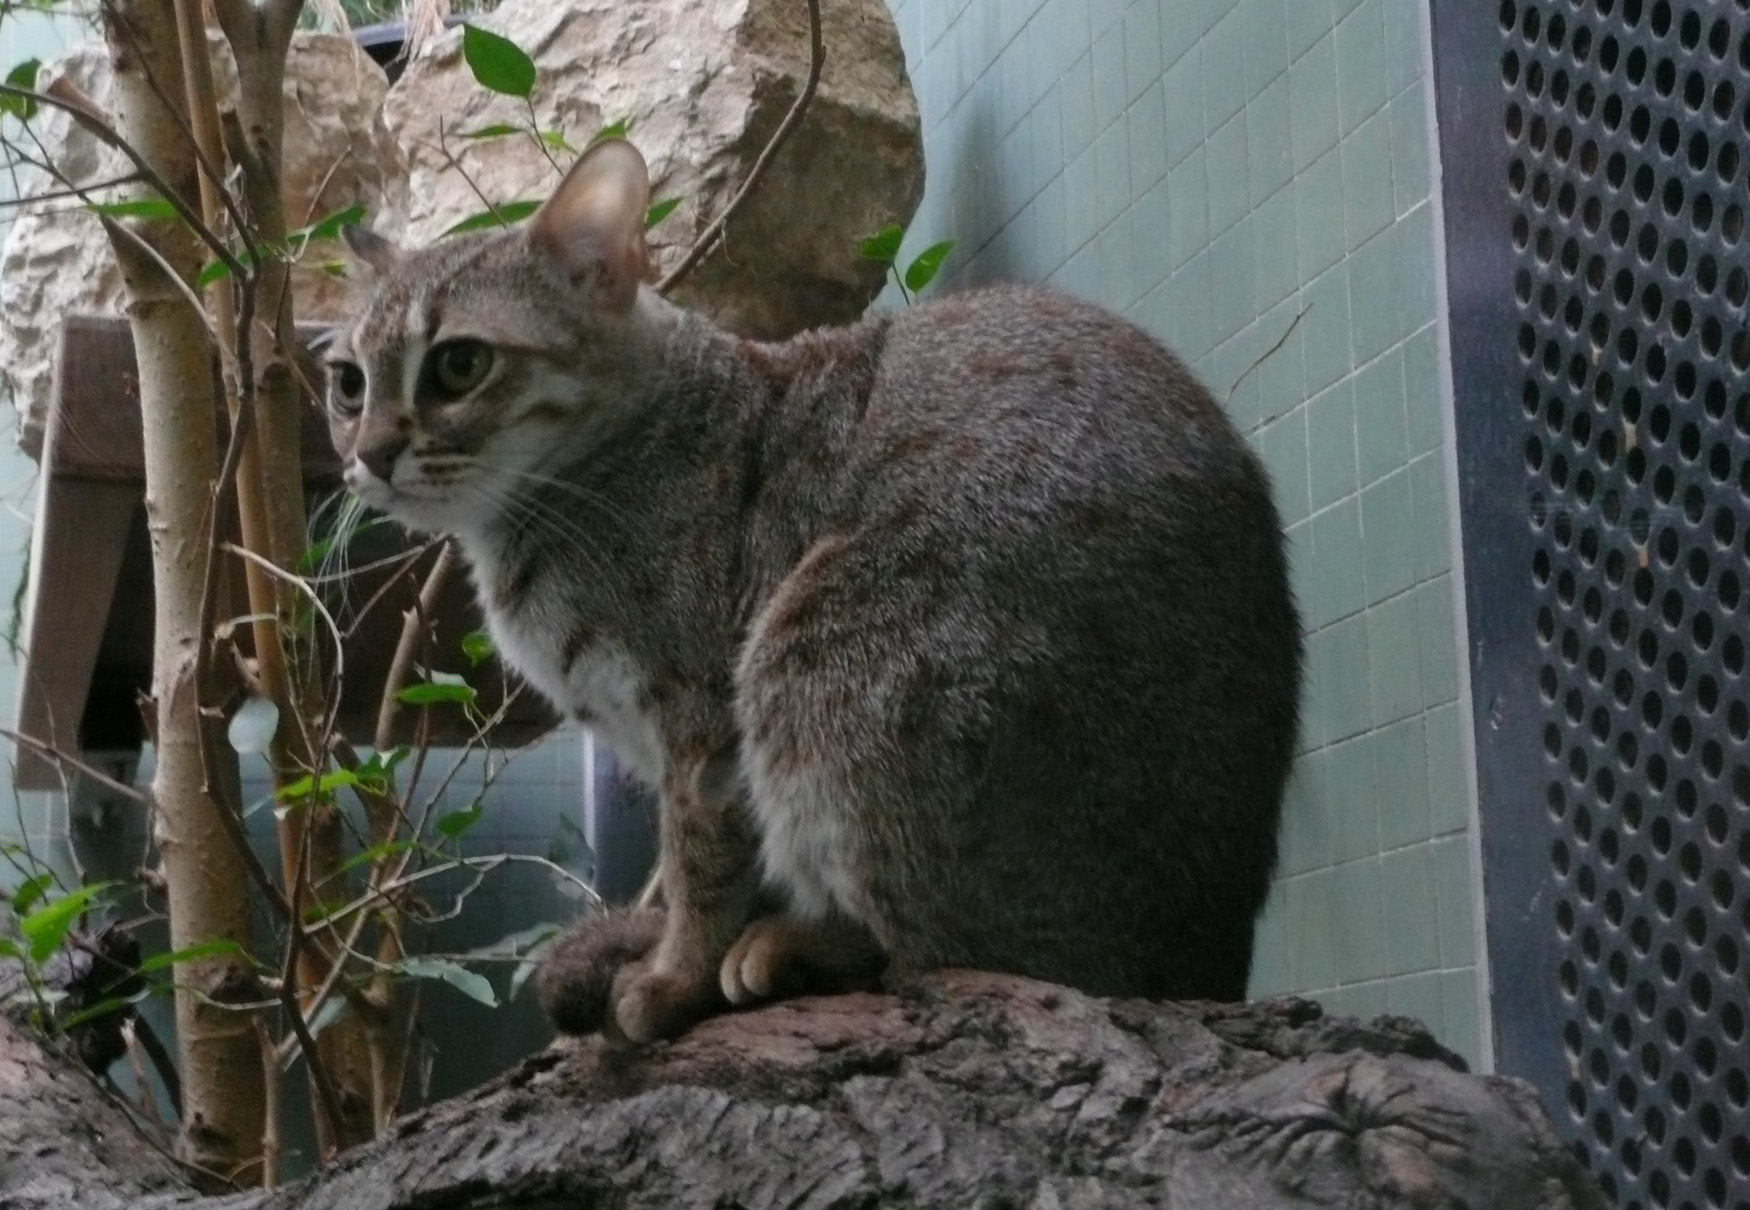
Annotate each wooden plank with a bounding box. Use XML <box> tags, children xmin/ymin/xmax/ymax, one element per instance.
<box><xmin>12</xmin><ymin>480</ymin><xmax>139</xmax><ymax>790</ymax></box>
<box><xmin>43</xmin><ymin>315</ymin><xmax>341</xmax><ymax>482</ymax></box>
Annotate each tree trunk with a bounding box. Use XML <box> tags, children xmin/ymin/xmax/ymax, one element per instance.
<box><xmin>203</xmin><ymin>0</ymin><xmax>379</xmax><ymax>1154</ymax></box>
<box><xmin>0</xmin><ymin>975</ymin><xmax>1609</xmax><ymax>1210</ymax></box>
<box><xmin>99</xmin><ymin>0</ymin><xmax>265</xmax><ymax>1182</ymax></box>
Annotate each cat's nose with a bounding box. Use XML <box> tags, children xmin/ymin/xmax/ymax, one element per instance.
<box><xmin>355</xmin><ymin>437</ymin><xmax>409</xmax><ymax>484</ymax></box>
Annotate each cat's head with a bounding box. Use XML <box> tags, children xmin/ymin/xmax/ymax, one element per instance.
<box><xmin>323</xmin><ymin>138</ymin><xmax>660</xmax><ymax>536</ymax></box>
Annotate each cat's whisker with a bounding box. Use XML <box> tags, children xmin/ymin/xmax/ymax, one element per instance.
<box><xmin>473</xmin><ymin>461</ymin><xmax>661</xmax><ymax>549</ymax></box>
<box><xmin>463</xmin><ymin>481</ymin><xmax>627</xmax><ymax>609</ymax></box>
<box><xmin>441</xmin><ymin>455</ymin><xmax>658</xmax><ymax>546</ymax></box>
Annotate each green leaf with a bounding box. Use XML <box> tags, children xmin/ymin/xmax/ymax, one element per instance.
<box><xmin>56</xmin><ymin>992</ymin><xmax>146</xmax><ymax>1033</ymax></box>
<box><xmin>86</xmin><ymin>197</ymin><xmax>179</xmax><ymax>221</ymax></box>
<box><xmin>20</xmin><ymin>883</ymin><xmax>112</xmax><ymax>965</ymax></box>
<box><xmin>290</xmin><ymin>203</ymin><xmax>366</xmax><ymax>246</ymax></box>
<box><xmin>357</xmin><ymin>746</ymin><xmax>411</xmax><ymax>782</ymax></box>
<box><xmin>336</xmin><ymin>839</ymin><xmax>415</xmax><ymax>878</ymax></box>
<box><xmin>396</xmin><ymin>957</ymin><xmax>497</xmax><ymax>1006</ymax></box>
<box><xmin>644</xmin><ymin>197</ymin><xmax>681</xmax><ymax>230</ymax></box>
<box><xmin>903</xmin><ymin>240</ymin><xmax>955</xmax><ymax>294</ymax></box>
<box><xmin>441</xmin><ymin>200</ymin><xmax>542</xmax><ymax>237</ymax></box>
<box><xmin>274</xmin><ymin>767</ymin><xmax>362</xmax><ymax>805</ymax></box>
<box><xmin>540</xmin><ymin>129</ymin><xmax>577</xmax><ymax>153</ymax></box>
<box><xmin>318</xmin><ymin>768</ymin><xmax>359</xmax><ymax>794</ymax></box>
<box><xmin>460</xmin><ymin>630</ymin><xmax>495</xmax><ymax>667</ymax></box>
<box><xmin>461</xmin><ymin>23</ymin><xmax>536</xmax><ymax>98</ymax></box>
<box><xmin>858</xmin><ymin>222</ymin><xmax>904</xmax><ymax>266</ymax></box>
<box><xmin>197</xmin><ymin>258</ymin><xmax>235</xmax><ymax>289</ymax></box>
<box><xmin>435</xmin><ymin>799</ymin><xmax>484</xmax><ymax>840</ymax></box>
<box><xmin>457</xmin><ymin>123</ymin><xmax>521</xmax><ymax>140</ymax></box>
<box><xmin>591</xmin><ymin>117</ymin><xmax>633</xmax><ymax>144</ymax></box>
<box><xmin>275</xmin><ymin>773</ymin><xmax>315</xmax><ymax>801</ymax></box>
<box><xmin>10</xmin><ymin>872</ymin><xmax>53</xmax><ymax>916</ymax></box>
<box><xmin>352</xmin><ymin>745</ymin><xmax>411</xmax><ymax>796</ymax></box>
<box><xmin>2</xmin><ymin>59</ymin><xmax>42</xmax><ymax>121</ymax></box>
<box><xmin>399</xmin><ymin>669</ymin><xmax>477</xmax><ymax>706</ymax></box>
<box><xmin>137</xmin><ymin>939</ymin><xmax>243</xmax><ymax>975</ymax></box>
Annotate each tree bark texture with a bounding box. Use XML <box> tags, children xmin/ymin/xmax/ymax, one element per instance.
<box><xmin>0</xmin><ymin>972</ymin><xmax>1609</xmax><ymax>1210</ymax></box>
<box><xmin>100</xmin><ymin>0</ymin><xmax>266</xmax><ymax>1180</ymax></box>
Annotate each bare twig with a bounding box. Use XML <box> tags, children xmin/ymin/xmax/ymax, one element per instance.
<box><xmin>657</xmin><ymin>0</ymin><xmax>824</xmax><ymax>292</ymax></box>
<box><xmin>0</xmin><ymin>172</ymin><xmax>143</xmax><ymax>206</ymax></box>
<box><xmin>434</xmin><ymin>116</ymin><xmax>508</xmax><ymax>229</ymax></box>
<box><xmin>252</xmin><ymin>1016</ymin><xmax>282</xmax><ymax>1186</ymax></box>
<box><xmin>373</xmin><ymin>543</ymin><xmax>457</xmax><ymax>753</ymax></box>
<box><xmin>276</xmin><ymin>856</ymin><xmax>347</xmax><ymax>1147</ymax></box>
<box><xmin>220</xmin><ymin>543</ymin><xmax>345</xmax><ymax>777</ymax></box>
<box><xmin>0</xmin><ymin>727</ymin><xmax>150</xmax><ymax>803</ymax></box>
<box><xmin>0</xmin><ymin>80</ymin><xmax>246</xmax><ymax>277</ymax></box>
<box><xmin>98</xmin><ymin>214</ymin><xmax>225</xmax><ymax>340</ymax></box>
<box><xmin>128</xmin><ymin>1014</ymin><xmax>184</xmax><ymax>1118</ymax></box>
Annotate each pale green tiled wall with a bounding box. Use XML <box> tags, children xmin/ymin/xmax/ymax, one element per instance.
<box><xmin>886</xmin><ymin>0</ymin><xmax>1486</xmax><ymax>1066</ymax></box>
<box><xmin>0</xmin><ymin>13</ymin><xmax>82</xmax><ymax>876</ymax></box>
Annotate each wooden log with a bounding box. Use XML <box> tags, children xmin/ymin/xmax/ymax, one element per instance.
<box><xmin>0</xmin><ymin>972</ymin><xmax>1608</xmax><ymax>1210</ymax></box>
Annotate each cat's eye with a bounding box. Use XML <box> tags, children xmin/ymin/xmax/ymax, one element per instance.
<box><xmin>328</xmin><ymin>361</ymin><xmax>365</xmax><ymax>415</ymax></box>
<box><xmin>427</xmin><ymin>340</ymin><xmax>494</xmax><ymax>400</ymax></box>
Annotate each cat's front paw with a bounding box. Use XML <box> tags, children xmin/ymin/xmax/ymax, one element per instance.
<box><xmin>719</xmin><ymin>912</ymin><xmax>888</xmax><ymax>1006</ymax></box>
<box><xmin>535</xmin><ymin>906</ymin><xmax>664</xmax><ymax>1035</ymax></box>
<box><xmin>608</xmin><ymin>959</ymin><xmax>723</xmax><ymax>1043</ymax></box>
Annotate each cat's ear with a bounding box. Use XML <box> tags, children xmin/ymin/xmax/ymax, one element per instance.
<box><xmin>341</xmin><ymin>225</ymin><xmax>403</xmax><ymax>277</ymax></box>
<box><xmin>529</xmin><ymin>137</ymin><xmax>650</xmax><ymax>311</ymax></box>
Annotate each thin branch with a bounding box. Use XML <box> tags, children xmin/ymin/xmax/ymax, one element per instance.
<box><xmin>276</xmin><ymin>878</ymin><xmax>347</xmax><ymax>1147</ymax></box>
<box><xmin>0</xmin><ymin>171</ymin><xmax>143</xmax><ymax>207</ymax></box>
<box><xmin>0</xmin><ymin>79</ymin><xmax>247</xmax><ymax>278</ymax></box>
<box><xmin>657</xmin><ymin>0</ymin><xmax>824</xmax><ymax>293</ymax></box>
<box><xmin>128</xmin><ymin>1014</ymin><xmax>184</xmax><ymax>1118</ymax></box>
<box><xmin>98</xmin><ymin>214</ymin><xmax>224</xmax><ymax>342</ymax></box>
<box><xmin>434</xmin><ymin>117</ymin><xmax>506</xmax><ymax>228</ymax></box>
<box><xmin>221</xmin><ymin>542</ymin><xmax>346</xmax><ymax>761</ymax></box>
<box><xmin>0</xmin><ymin>727</ymin><xmax>150</xmax><ymax>803</ymax></box>
<box><xmin>373</xmin><ymin>542</ymin><xmax>457</xmax><ymax>752</ymax></box>
<box><xmin>252</xmin><ymin>1016</ymin><xmax>282</xmax><ymax>1186</ymax></box>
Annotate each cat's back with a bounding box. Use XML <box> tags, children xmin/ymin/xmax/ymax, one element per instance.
<box><xmin>843</xmin><ymin>283</ymin><xmax>1274</xmax><ymax>542</ymax></box>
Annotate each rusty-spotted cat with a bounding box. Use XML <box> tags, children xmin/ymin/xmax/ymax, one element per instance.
<box><xmin>323</xmin><ymin>137</ymin><xmax>1302</xmax><ymax>1043</ymax></box>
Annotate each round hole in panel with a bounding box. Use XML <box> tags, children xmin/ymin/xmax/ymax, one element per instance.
<box><xmin>1502</xmin><ymin>6</ymin><xmax>1750</xmax><ymax>1206</ymax></box>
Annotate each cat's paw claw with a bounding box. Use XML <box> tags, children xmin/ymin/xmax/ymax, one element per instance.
<box><xmin>720</xmin><ymin>916</ymin><xmax>789</xmax><ymax>1004</ymax></box>
<box><xmin>719</xmin><ymin>913</ymin><xmax>888</xmax><ymax>1006</ymax></box>
<box><xmin>534</xmin><ymin>906</ymin><xmax>664</xmax><ymax>1035</ymax></box>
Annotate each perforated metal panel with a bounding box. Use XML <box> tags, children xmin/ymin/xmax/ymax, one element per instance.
<box><xmin>1434</xmin><ymin>2</ymin><xmax>1750</xmax><ymax>1208</ymax></box>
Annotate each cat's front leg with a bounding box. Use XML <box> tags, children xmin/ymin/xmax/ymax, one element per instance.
<box><xmin>605</xmin><ymin>744</ymin><xmax>761</xmax><ymax>1042</ymax></box>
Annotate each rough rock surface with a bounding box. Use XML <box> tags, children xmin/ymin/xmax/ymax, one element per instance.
<box><xmin>0</xmin><ymin>971</ymin><xmax>1608</xmax><ymax>1210</ymax></box>
<box><xmin>383</xmin><ymin>0</ymin><xmax>925</xmax><ymax>338</ymax></box>
<box><xmin>0</xmin><ymin>33</ymin><xmax>406</xmax><ymax>454</ymax></box>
